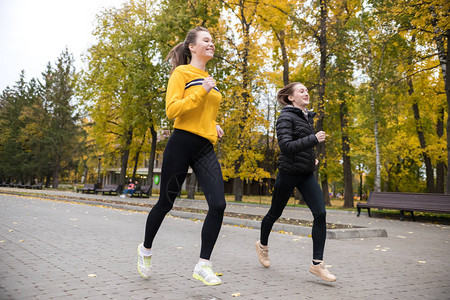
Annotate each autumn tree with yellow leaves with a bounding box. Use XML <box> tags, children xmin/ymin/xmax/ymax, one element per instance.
<box><xmin>2</xmin><ymin>0</ymin><xmax>448</xmax><ymax>200</ymax></box>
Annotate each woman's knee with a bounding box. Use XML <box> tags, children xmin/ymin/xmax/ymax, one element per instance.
<box><xmin>209</xmin><ymin>198</ymin><xmax>226</xmax><ymax>214</ymax></box>
<box><xmin>266</xmin><ymin>210</ymin><xmax>282</xmax><ymax>222</ymax></box>
<box><xmin>153</xmin><ymin>199</ymin><xmax>174</xmax><ymax>214</ymax></box>
<box><xmin>313</xmin><ymin>209</ymin><xmax>326</xmax><ymax>221</ymax></box>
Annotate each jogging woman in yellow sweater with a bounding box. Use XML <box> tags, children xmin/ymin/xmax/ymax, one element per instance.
<box><xmin>137</xmin><ymin>27</ymin><xmax>226</xmax><ymax>286</ymax></box>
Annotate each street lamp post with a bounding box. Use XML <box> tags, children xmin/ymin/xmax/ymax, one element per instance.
<box><xmin>97</xmin><ymin>157</ymin><xmax>101</xmax><ymax>188</ymax></box>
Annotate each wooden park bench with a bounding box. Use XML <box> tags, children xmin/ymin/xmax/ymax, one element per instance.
<box><xmin>18</xmin><ymin>182</ymin><xmax>31</xmax><ymax>189</ymax></box>
<box><xmin>357</xmin><ymin>191</ymin><xmax>450</xmax><ymax>221</ymax></box>
<box><xmin>95</xmin><ymin>184</ymin><xmax>120</xmax><ymax>196</ymax></box>
<box><xmin>31</xmin><ymin>182</ymin><xmax>43</xmax><ymax>189</ymax></box>
<box><xmin>132</xmin><ymin>185</ymin><xmax>151</xmax><ymax>198</ymax></box>
<box><xmin>77</xmin><ymin>184</ymin><xmax>96</xmax><ymax>194</ymax></box>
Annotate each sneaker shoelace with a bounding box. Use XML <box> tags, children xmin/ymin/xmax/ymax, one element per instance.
<box><xmin>139</xmin><ymin>254</ymin><xmax>151</xmax><ymax>268</ymax></box>
<box><xmin>318</xmin><ymin>262</ymin><xmax>331</xmax><ymax>274</ymax></box>
<box><xmin>199</xmin><ymin>265</ymin><xmax>219</xmax><ymax>282</ymax></box>
<box><xmin>259</xmin><ymin>245</ymin><xmax>269</xmax><ymax>257</ymax></box>
<box><xmin>202</xmin><ymin>265</ymin><xmax>214</xmax><ymax>275</ymax></box>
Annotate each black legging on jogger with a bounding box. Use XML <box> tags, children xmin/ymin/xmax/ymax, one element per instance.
<box><xmin>260</xmin><ymin>172</ymin><xmax>326</xmax><ymax>260</ymax></box>
<box><xmin>143</xmin><ymin>129</ymin><xmax>226</xmax><ymax>260</ymax></box>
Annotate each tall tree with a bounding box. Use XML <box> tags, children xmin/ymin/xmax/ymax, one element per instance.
<box><xmin>336</xmin><ymin>1</ymin><xmax>357</xmax><ymax>207</ymax></box>
<box><xmin>401</xmin><ymin>0</ymin><xmax>448</xmax><ymax>193</ymax></box>
<box><xmin>406</xmin><ymin>39</ymin><xmax>435</xmax><ymax>192</ymax></box>
<box><xmin>314</xmin><ymin>0</ymin><xmax>332</xmax><ymax>204</ymax></box>
<box><xmin>40</xmin><ymin>50</ymin><xmax>82</xmax><ymax>188</ymax></box>
<box><xmin>79</xmin><ymin>0</ymin><xmax>166</xmax><ymax>189</ymax></box>
<box><xmin>376</xmin><ymin>0</ymin><xmax>448</xmax><ymax>193</ymax></box>
<box><xmin>219</xmin><ymin>0</ymin><xmax>271</xmax><ymax>201</ymax></box>
<box><xmin>0</xmin><ymin>73</ymin><xmax>34</xmax><ymax>181</ymax></box>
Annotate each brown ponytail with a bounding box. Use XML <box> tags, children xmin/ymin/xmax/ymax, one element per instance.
<box><xmin>277</xmin><ymin>82</ymin><xmax>302</xmax><ymax>106</ymax></box>
<box><xmin>165</xmin><ymin>26</ymin><xmax>210</xmax><ymax>74</ymax></box>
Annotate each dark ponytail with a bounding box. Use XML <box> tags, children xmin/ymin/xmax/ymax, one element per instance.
<box><xmin>165</xmin><ymin>26</ymin><xmax>210</xmax><ymax>74</ymax></box>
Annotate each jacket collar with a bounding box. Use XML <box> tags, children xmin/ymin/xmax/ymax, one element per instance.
<box><xmin>282</xmin><ymin>105</ymin><xmax>316</xmax><ymax>119</ymax></box>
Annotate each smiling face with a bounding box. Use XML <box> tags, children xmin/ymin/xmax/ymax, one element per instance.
<box><xmin>288</xmin><ymin>83</ymin><xmax>309</xmax><ymax>110</ymax></box>
<box><xmin>189</xmin><ymin>31</ymin><xmax>215</xmax><ymax>62</ymax></box>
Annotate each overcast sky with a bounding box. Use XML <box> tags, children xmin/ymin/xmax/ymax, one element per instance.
<box><xmin>0</xmin><ymin>0</ymin><xmax>126</xmax><ymax>92</ymax></box>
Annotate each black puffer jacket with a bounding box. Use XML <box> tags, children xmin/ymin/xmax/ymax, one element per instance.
<box><xmin>276</xmin><ymin>106</ymin><xmax>318</xmax><ymax>174</ymax></box>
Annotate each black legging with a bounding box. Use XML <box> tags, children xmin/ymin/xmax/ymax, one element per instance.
<box><xmin>143</xmin><ymin>129</ymin><xmax>226</xmax><ymax>260</ymax></box>
<box><xmin>260</xmin><ymin>172</ymin><xmax>327</xmax><ymax>260</ymax></box>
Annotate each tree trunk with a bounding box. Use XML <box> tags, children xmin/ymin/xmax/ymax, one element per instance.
<box><xmin>146</xmin><ymin>126</ymin><xmax>157</xmax><ymax>196</ymax></box>
<box><xmin>316</xmin><ymin>0</ymin><xmax>331</xmax><ymax>206</ymax></box>
<box><xmin>340</xmin><ymin>99</ymin><xmax>354</xmax><ymax>208</ymax></box>
<box><xmin>408</xmin><ymin>78</ymin><xmax>435</xmax><ymax>192</ymax></box>
<box><xmin>365</xmin><ymin>43</ymin><xmax>381</xmax><ymax>192</ymax></box>
<box><xmin>45</xmin><ymin>164</ymin><xmax>52</xmax><ymax>188</ymax></box>
<box><xmin>407</xmin><ymin>34</ymin><xmax>435</xmax><ymax>192</ymax></box>
<box><xmin>234</xmin><ymin>178</ymin><xmax>243</xmax><ymax>202</ymax></box>
<box><xmin>275</xmin><ymin>29</ymin><xmax>289</xmax><ymax>86</ymax></box>
<box><xmin>52</xmin><ymin>167</ymin><xmax>59</xmax><ymax>189</ymax></box>
<box><xmin>187</xmin><ymin>173</ymin><xmax>197</xmax><ymax>199</ymax></box>
<box><xmin>430</xmin><ymin>10</ymin><xmax>449</xmax><ymax>194</ymax></box>
<box><xmin>373</xmin><ymin>108</ymin><xmax>381</xmax><ymax>192</ymax></box>
<box><xmin>438</xmin><ymin>29</ymin><xmax>450</xmax><ymax>194</ymax></box>
<box><xmin>361</xmin><ymin>3</ymin><xmax>382</xmax><ymax>193</ymax></box>
<box><xmin>83</xmin><ymin>167</ymin><xmax>88</xmax><ymax>184</ymax></box>
<box><xmin>295</xmin><ymin>188</ymin><xmax>306</xmax><ymax>205</ymax></box>
<box><xmin>51</xmin><ymin>158</ymin><xmax>61</xmax><ymax>188</ymax></box>
<box><xmin>132</xmin><ymin>151</ymin><xmax>140</xmax><ymax>181</ymax></box>
<box><xmin>233</xmin><ymin>10</ymin><xmax>252</xmax><ymax>202</ymax></box>
<box><xmin>119</xmin><ymin>129</ymin><xmax>133</xmax><ymax>191</ymax></box>
<box><xmin>132</xmin><ymin>135</ymin><xmax>146</xmax><ymax>181</ymax></box>
<box><xmin>436</xmin><ymin>107</ymin><xmax>445</xmax><ymax>193</ymax></box>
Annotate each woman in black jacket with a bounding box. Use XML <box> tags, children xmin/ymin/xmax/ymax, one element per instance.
<box><xmin>255</xmin><ymin>82</ymin><xmax>336</xmax><ymax>282</ymax></box>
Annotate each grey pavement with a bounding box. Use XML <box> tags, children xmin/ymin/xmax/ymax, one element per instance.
<box><xmin>0</xmin><ymin>187</ymin><xmax>449</xmax><ymax>299</ymax></box>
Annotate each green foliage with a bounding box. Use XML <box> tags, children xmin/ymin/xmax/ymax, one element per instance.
<box><xmin>78</xmin><ymin>0</ymin><xmax>167</xmax><ymax>183</ymax></box>
<box><xmin>0</xmin><ymin>50</ymin><xmax>85</xmax><ymax>185</ymax></box>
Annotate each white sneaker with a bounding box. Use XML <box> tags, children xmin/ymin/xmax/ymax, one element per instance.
<box><xmin>120</xmin><ymin>194</ymin><xmax>126</xmax><ymax>198</ymax></box>
<box><xmin>193</xmin><ymin>261</ymin><xmax>221</xmax><ymax>286</ymax></box>
<box><xmin>137</xmin><ymin>244</ymin><xmax>152</xmax><ymax>278</ymax></box>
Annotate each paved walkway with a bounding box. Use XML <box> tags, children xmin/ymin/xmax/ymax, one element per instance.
<box><xmin>0</xmin><ymin>188</ymin><xmax>449</xmax><ymax>299</ymax></box>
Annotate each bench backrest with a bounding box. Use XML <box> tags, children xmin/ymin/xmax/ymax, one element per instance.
<box><xmin>140</xmin><ymin>185</ymin><xmax>151</xmax><ymax>193</ymax></box>
<box><xmin>102</xmin><ymin>184</ymin><xmax>119</xmax><ymax>190</ymax></box>
<box><xmin>83</xmin><ymin>184</ymin><xmax>96</xmax><ymax>189</ymax></box>
<box><xmin>368</xmin><ymin>192</ymin><xmax>450</xmax><ymax>213</ymax></box>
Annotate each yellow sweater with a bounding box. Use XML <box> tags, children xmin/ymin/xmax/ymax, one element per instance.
<box><xmin>166</xmin><ymin>64</ymin><xmax>222</xmax><ymax>144</ymax></box>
